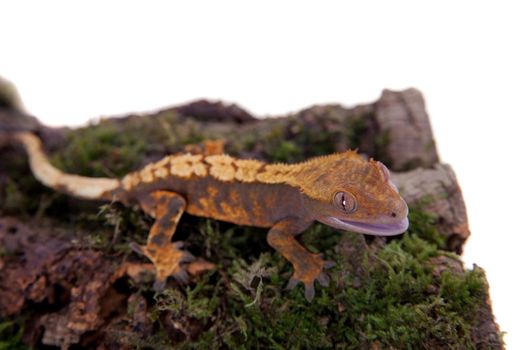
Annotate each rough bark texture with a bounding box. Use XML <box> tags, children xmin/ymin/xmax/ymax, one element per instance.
<box><xmin>374</xmin><ymin>88</ymin><xmax>439</xmax><ymax>171</ymax></box>
<box><xmin>0</xmin><ymin>79</ymin><xmax>503</xmax><ymax>349</ymax></box>
<box><xmin>174</xmin><ymin>99</ymin><xmax>256</xmax><ymax>124</ymax></box>
<box><xmin>392</xmin><ymin>164</ymin><xmax>470</xmax><ymax>254</ymax></box>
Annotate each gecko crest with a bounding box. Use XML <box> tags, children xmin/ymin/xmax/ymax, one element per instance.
<box><xmin>122</xmin><ymin>150</ymin><xmax>379</xmax><ymax>204</ymax></box>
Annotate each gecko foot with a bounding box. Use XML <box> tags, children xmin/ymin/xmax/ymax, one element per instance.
<box><xmin>287</xmin><ymin>254</ymin><xmax>335</xmax><ymax>302</ymax></box>
<box><xmin>130</xmin><ymin>241</ymin><xmax>195</xmax><ymax>290</ymax></box>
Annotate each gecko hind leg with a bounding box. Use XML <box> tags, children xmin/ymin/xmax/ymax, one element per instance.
<box><xmin>267</xmin><ymin>218</ymin><xmax>335</xmax><ymax>302</ymax></box>
<box><xmin>130</xmin><ymin>191</ymin><xmax>194</xmax><ymax>291</ymax></box>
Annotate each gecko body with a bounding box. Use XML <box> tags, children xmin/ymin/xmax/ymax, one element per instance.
<box><xmin>9</xmin><ymin>132</ymin><xmax>409</xmax><ymax>301</ymax></box>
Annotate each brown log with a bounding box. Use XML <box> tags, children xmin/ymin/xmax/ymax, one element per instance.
<box><xmin>373</xmin><ymin>88</ymin><xmax>439</xmax><ymax>171</ymax></box>
<box><xmin>392</xmin><ymin>164</ymin><xmax>470</xmax><ymax>253</ymax></box>
<box><xmin>0</xmin><ymin>80</ymin><xmax>501</xmax><ymax>349</ymax></box>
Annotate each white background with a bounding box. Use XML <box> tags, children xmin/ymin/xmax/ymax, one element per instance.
<box><xmin>1</xmin><ymin>1</ymin><xmax>524</xmax><ymax>348</ymax></box>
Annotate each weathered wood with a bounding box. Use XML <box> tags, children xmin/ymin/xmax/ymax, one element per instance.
<box><xmin>174</xmin><ymin>99</ymin><xmax>256</xmax><ymax>124</ymax></box>
<box><xmin>393</xmin><ymin>164</ymin><xmax>470</xmax><ymax>253</ymax></box>
<box><xmin>0</xmin><ymin>79</ymin><xmax>501</xmax><ymax>349</ymax></box>
<box><xmin>373</xmin><ymin>88</ymin><xmax>439</xmax><ymax>171</ymax></box>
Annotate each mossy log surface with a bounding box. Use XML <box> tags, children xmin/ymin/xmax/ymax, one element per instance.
<box><xmin>0</xmin><ymin>85</ymin><xmax>502</xmax><ymax>349</ymax></box>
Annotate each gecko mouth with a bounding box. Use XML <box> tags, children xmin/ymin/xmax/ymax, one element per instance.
<box><xmin>325</xmin><ymin>217</ymin><xmax>409</xmax><ymax>236</ymax></box>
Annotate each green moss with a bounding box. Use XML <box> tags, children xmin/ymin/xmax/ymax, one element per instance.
<box><xmin>53</xmin><ymin>122</ymin><xmax>147</xmax><ymax>178</ymax></box>
<box><xmin>346</xmin><ymin>115</ymin><xmax>368</xmax><ymax>149</ymax></box>
<box><xmin>3</xmin><ymin>179</ymin><xmax>25</xmax><ymax>212</ymax></box>
<box><xmin>289</xmin><ymin>128</ymin><xmax>338</xmax><ymax>159</ymax></box>
<box><xmin>260</xmin><ymin>124</ymin><xmax>291</xmax><ymax>161</ymax></box>
<box><xmin>94</xmin><ymin>203</ymin><xmax>151</xmax><ymax>253</ymax></box>
<box><xmin>0</xmin><ymin>169</ymin><xmax>61</xmax><ymax>217</ymax></box>
<box><xmin>138</xmin><ymin>218</ymin><xmax>488</xmax><ymax>349</ymax></box>
<box><xmin>271</xmin><ymin>140</ymin><xmax>301</xmax><ymax>163</ymax></box>
<box><xmin>374</xmin><ymin>130</ymin><xmax>392</xmax><ymax>168</ymax></box>
<box><xmin>154</xmin><ymin>280</ymin><xmax>221</xmax><ymax>321</ymax></box>
<box><xmin>0</xmin><ymin>319</ymin><xmax>27</xmax><ymax>350</ymax></box>
<box><xmin>407</xmin><ymin>205</ymin><xmax>446</xmax><ymax>248</ymax></box>
<box><xmin>0</xmin><ymin>105</ymin><xmax>497</xmax><ymax>348</ymax></box>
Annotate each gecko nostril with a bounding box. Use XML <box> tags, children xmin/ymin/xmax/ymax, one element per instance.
<box><xmin>391</xmin><ymin>212</ymin><xmax>397</xmax><ymax>218</ymax></box>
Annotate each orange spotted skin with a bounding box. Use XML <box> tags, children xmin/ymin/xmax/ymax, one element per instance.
<box><xmin>128</xmin><ymin>177</ymin><xmax>309</xmax><ymax>227</ymax></box>
<box><xmin>9</xmin><ymin>132</ymin><xmax>409</xmax><ymax>301</ymax></box>
<box><xmin>113</xmin><ymin>150</ymin><xmax>408</xmax><ymax>301</ymax></box>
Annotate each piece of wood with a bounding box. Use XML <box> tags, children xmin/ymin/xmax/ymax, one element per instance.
<box><xmin>393</xmin><ymin>164</ymin><xmax>470</xmax><ymax>253</ymax></box>
<box><xmin>373</xmin><ymin>88</ymin><xmax>439</xmax><ymax>171</ymax></box>
<box><xmin>0</xmin><ymin>82</ymin><xmax>501</xmax><ymax>349</ymax></box>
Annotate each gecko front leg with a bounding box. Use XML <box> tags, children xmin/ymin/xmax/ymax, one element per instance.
<box><xmin>267</xmin><ymin>218</ymin><xmax>333</xmax><ymax>302</ymax></box>
<box><xmin>131</xmin><ymin>191</ymin><xmax>194</xmax><ymax>290</ymax></box>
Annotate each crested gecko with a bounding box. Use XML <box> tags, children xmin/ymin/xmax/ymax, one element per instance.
<box><xmin>7</xmin><ymin>131</ymin><xmax>409</xmax><ymax>301</ymax></box>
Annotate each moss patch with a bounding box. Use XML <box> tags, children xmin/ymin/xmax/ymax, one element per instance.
<box><xmin>121</xmin><ymin>221</ymin><xmax>489</xmax><ymax>349</ymax></box>
<box><xmin>0</xmin><ymin>107</ymin><xmax>500</xmax><ymax>348</ymax></box>
<box><xmin>0</xmin><ymin>319</ymin><xmax>26</xmax><ymax>350</ymax></box>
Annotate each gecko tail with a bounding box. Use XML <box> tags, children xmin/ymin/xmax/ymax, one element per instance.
<box><xmin>11</xmin><ymin>131</ymin><xmax>120</xmax><ymax>200</ymax></box>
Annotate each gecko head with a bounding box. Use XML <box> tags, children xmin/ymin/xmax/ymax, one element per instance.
<box><xmin>303</xmin><ymin>153</ymin><xmax>409</xmax><ymax>236</ymax></box>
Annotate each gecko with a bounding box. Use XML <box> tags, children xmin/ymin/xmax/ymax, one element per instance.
<box><xmin>6</xmin><ymin>131</ymin><xmax>409</xmax><ymax>301</ymax></box>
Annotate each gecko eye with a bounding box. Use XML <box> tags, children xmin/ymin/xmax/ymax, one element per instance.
<box><xmin>333</xmin><ymin>192</ymin><xmax>357</xmax><ymax>214</ymax></box>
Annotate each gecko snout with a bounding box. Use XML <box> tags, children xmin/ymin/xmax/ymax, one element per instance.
<box><xmin>391</xmin><ymin>200</ymin><xmax>409</xmax><ymax>220</ymax></box>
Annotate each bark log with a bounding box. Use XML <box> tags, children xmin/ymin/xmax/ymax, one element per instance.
<box><xmin>0</xmin><ymin>87</ymin><xmax>468</xmax><ymax>252</ymax></box>
<box><xmin>373</xmin><ymin>88</ymin><xmax>439</xmax><ymax>171</ymax></box>
<box><xmin>393</xmin><ymin>164</ymin><xmax>470</xmax><ymax>254</ymax></box>
<box><xmin>0</xmin><ymin>81</ymin><xmax>501</xmax><ymax>349</ymax></box>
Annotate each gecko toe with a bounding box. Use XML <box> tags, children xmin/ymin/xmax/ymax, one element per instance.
<box><xmin>130</xmin><ymin>242</ymin><xmax>145</xmax><ymax>255</ymax></box>
<box><xmin>286</xmin><ymin>277</ymin><xmax>300</xmax><ymax>290</ymax></box>
<box><xmin>179</xmin><ymin>251</ymin><xmax>196</xmax><ymax>264</ymax></box>
<box><xmin>173</xmin><ymin>241</ymin><xmax>185</xmax><ymax>249</ymax></box>
<box><xmin>304</xmin><ymin>282</ymin><xmax>315</xmax><ymax>302</ymax></box>
<box><xmin>172</xmin><ymin>269</ymin><xmax>189</xmax><ymax>284</ymax></box>
<box><xmin>323</xmin><ymin>260</ymin><xmax>336</xmax><ymax>269</ymax></box>
<box><xmin>317</xmin><ymin>272</ymin><xmax>330</xmax><ymax>287</ymax></box>
<box><xmin>153</xmin><ymin>278</ymin><xmax>167</xmax><ymax>291</ymax></box>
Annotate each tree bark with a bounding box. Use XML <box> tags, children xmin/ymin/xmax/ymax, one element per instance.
<box><xmin>393</xmin><ymin>164</ymin><xmax>470</xmax><ymax>253</ymax></box>
<box><xmin>373</xmin><ymin>88</ymin><xmax>439</xmax><ymax>171</ymax></box>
